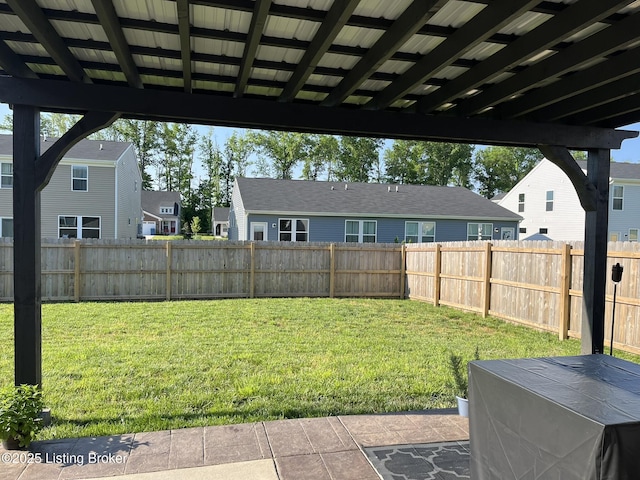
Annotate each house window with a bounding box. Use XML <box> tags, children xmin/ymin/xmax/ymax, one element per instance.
<box><xmin>0</xmin><ymin>218</ymin><xmax>13</xmax><ymax>237</ymax></box>
<box><xmin>405</xmin><ymin>221</ymin><xmax>435</xmax><ymax>243</ymax></box>
<box><xmin>1</xmin><ymin>163</ymin><xmax>12</xmax><ymax>188</ymax></box>
<box><xmin>629</xmin><ymin>229</ymin><xmax>639</xmax><ymax>242</ymax></box>
<box><xmin>346</xmin><ymin>220</ymin><xmax>377</xmax><ymax>243</ymax></box>
<box><xmin>72</xmin><ymin>165</ymin><xmax>88</xmax><ymax>191</ymax></box>
<box><xmin>612</xmin><ymin>185</ymin><xmax>624</xmax><ymax>210</ymax></box>
<box><xmin>518</xmin><ymin>193</ymin><xmax>525</xmax><ymax>213</ymax></box>
<box><xmin>279</xmin><ymin>218</ymin><xmax>308</xmax><ymax>242</ymax></box>
<box><xmin>467</xmin><ymin>223</ymin><xmax>493</xmax><ymax>241</ymax></box>
<box><xmin>519</xmin><ymin>227</ymin><xmax>527</xmax><ymax>234</ymax></box>
<box><xmin>539</xmin><ymin>228</ymin><xmax>548</xmax><ymax>234</ymax></box>
<box><xmin>160</xmin><ymin>206</ymin><xmax>174</xmax><ymax>214</ymax></box>
<box><xmin>546</xmin><ymin>191</ymin><xmax>554</xmax><ymax>211</ymax></box>
<box><xmin>59</xmin><ymin>215</ymin><xmax>101</xmax><ymax>239</ymax></box>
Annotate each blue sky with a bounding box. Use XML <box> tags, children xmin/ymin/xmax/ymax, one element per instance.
<box><xmin>2</xmin><ymin>102</ymin><xmax>640</xmax><ymax>176</ymax></box>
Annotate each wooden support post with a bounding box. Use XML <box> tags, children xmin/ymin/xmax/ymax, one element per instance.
<box><xmin>583</xmin><ymin>148</ymin><xmax>611</xmax><ymax>354</ymax></box>
<box><xmin>13</xmin><ymin>105</ymin><xmax>41</xmax><ymax>387</ymax></box>
<box><xmin>165</xmin><ymin>241</ymin><xmax>172</xmax><ymax>301</ymax></box>
<box><xmin>434</xmin><ymin>244</ymin><xmax>441</xmax><ymax>306</ymax></box>
<box><xmin>329</xmin><ymin>243</ymin><xmax>335</xmax><ymax>298</ymax></box>
<box><xmin>482</xmin><ymin>242</ymin><xmax>492</xmax><ymax>318</ymax></box>
<box><xmin>250</xmin><ymin>242</ymin><xmax>255</xmax><ymax>298</ymax></box>
<box><xmin>559</xmin><ymin>243</ymin><xmax>572</xmax><ymax>340</ymax></box>
<box><xmin>400</xmin><ymin>244</ymin><xmax>406</xmax><ymax>299</ymax></box>
<box><xmin>74</xmin><ymin>240</ymin><xmax>81</xmax><ymax>302</ymax></box>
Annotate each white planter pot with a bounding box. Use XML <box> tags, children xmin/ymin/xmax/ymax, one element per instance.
<box><xmin>456</xmin><ymin>396</ymin><xmax>469</xmax><ymax>417</ymax></box>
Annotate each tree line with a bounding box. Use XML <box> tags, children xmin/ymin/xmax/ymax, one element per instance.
<box><xmin>2</xmin><ymin>113</ymin><xmax>555</xmax><ymax>233</ymax></box>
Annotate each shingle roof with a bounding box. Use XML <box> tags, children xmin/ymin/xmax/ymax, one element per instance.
<box><xmin>577</xmin><ymin>160</ymin><xmax>640</xmax><ymax>180</ymax></box>
<box><xmin>236</xmin><ymin>177</ymin><xmax>520</xmax><ymax>220</ymax></box>
<box><xmin>0</xmin><ymin>134</ymin><xmax>131</xmax><ymax>161</ymax></box>
<box><xmin>141</xmin><ymin>191</ymin><xmax>181</xmax><ymax>220</ymax></box>
<box><xmin>212</xmin><ymin>207</ymin><xmax>229</xmax><ymax>222</ymax></box>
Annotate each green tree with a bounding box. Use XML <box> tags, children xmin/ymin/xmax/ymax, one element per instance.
<box><xmin>219</xmin><ymin>131</ymin><xmax>253</xmax><ymax>206</ymax></box>
<box><xmin>473</xmin><ymin>146</ymin><xmax>543</xmax><ymax>198</ymax></box>
<box><xmin>190</xmin><ymin>216</ymin><xmax>201</xmax><ymax>236</ymax></box>
<box><xmin>384</xmin><ymin>140</ymin><xmax>427</xmax><ymax>184</ymax></box>
<box><xmin>302</xmin><ymin>135</ymin><xmax>340</xmax><ymax>181</ymax></box>
<box><xmin>248</xmin><ymin>130</ymin><xmax>309</xmax><ymax>179</ymax></box>
<box><xmin>335</xmin><ymin>136</ymin><xmax>383</xmax><ymax>183</ymax></box>
<box><xmin>157</xmin><ymin>123</ymin><xmax>197</xmax><ymax>196</ymax></box>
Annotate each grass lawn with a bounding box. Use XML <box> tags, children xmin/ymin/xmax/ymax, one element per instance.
<box><xmin>0</xmin><ymin>298</ymin><xmax>637</xmax><ymax>441</ymax></box>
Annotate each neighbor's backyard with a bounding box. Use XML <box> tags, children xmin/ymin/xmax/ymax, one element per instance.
<box><xmin>2</xmin><ymin>298</ymin><xmax>638</xmax><ymax>441</ymax></box>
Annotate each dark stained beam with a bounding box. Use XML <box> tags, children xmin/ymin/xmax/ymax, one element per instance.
<box><xmin>416</xmin><ymin>0</ymin><xmax>632</xmax><ymax>114</ymax></box>
<box><xmin>453</xmin><ymin>11</ymin><xmax>640</xmax><ymax>117</ymax></box>
<box><xmin>567</xmin><ymin>91</ymin><xmax>640</xmax><ymax>127</ymax></box>
<box><xmin>533</xmin><ymin>73</ymin><xmax>640</xmax><ymax>123</ymax></box>
<box><xmin>0</xmin><ymin>39</ymin><xmax>38</xmax><ymax>78</ymax></box>
<box><xmin>0</xmin><ymin>77</ymin><xmax>635</xmax><ymax>150</ymax></box>
<box><xmin>5</xmin><ymin>0</ymin><xmax>91</xmax><ymax>84</ymax></box>
<box><xmin>365</xmin><ymin>0</ymin><xmax>540</xmax><ymax>111</ymax></box>
<box><xmin>91</xmin><ymin>0</ymin><xmax>143</xmax><ymax>89</ymax></box>
<box><xmin>495</xmin><ymin>46</ymin><xmax>640</xmax><ymax>120</ymax></box>
<box><xmin>176</xmin><ymin>0</ymin><xmax>192</xmax><ymax>93</ymax></box>
<box><xmin>235</xmin><ymin>0</ymin><xmax>271</xmax><ymax>98</ymax></box>
<box><xmin>279</xmin><ymin>0</ymin><xmax>360</xmax><ymax>103</ymax></box>
<box><xmin>320</xmin><ymin>0</ymin><xmax>448</xmax><ymax>107</ymax></box>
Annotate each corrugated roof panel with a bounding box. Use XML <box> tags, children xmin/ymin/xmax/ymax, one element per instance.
<box><xmin>333</xmin><ymin>25</ymin><xmax>385</xmax><ymax>49</ymax></box>
<box><xmin>192</xmin><ymin>37</ymin><xmax>244</xmax><ymax>58</ymax></box>
<box><xmin>245</xmin><ymin>85</ymin><xmax>283</xmax><ymax>98</ymax></box>
<box><xmin>133</xmin><ymin>54</ymin><xmax>182</xmax><ymax>72</ymax></box>
<box><xmin>428</xmin><ymin>1</ymin><xmax>486</xmax><ymax>28</ymax></box>
<box><xmin>399</xmin><ymin>35</ymin><xmax>445</xmax><ymax>56</ymax></box>
<box><xmin>256</xmin><ymin>45</ymin><xmax>305</xmax><ymax>65</ymax></box>
<box><xmin>50</xmin><ymin>20</ymin><xmax>108</xmax><ymax>43</ymax></box>
<box><xmin>437</xmin><ymin>65</ymin><xmax>468</xmax><ymax>81</ymax></box>
<box><xmin>36</xmin><ymin>0</ymin><xmax>94</xmax><ymax>14</ymax></box>
<box><xmin>0</xmin><ymin>11</ymin><xmax>29</xmax><ymax>33</ymax></box>
<box><xmin>28</xmin><ymin>63</ymin><xmax>65</xmax><ymax>77</ymax></box>
<box><xmin>306</xmin><ymin>73</ymin><xmax>341</xmax><ymax>88</ymax></box>
<box><xmin>391</xmin><ymin>98</ymin><xmax>417</xmax><ymax>109</ymax></box>
<box><xmin>316</xmin><ymin>52</ymin><xmax>360</xmax><ymax>72</ymax></box>
<box><xmin>461</xmin><ymin>42</ymin><xmax>505</xmax><ymax>62</ymax></box>
<box><xmin>359</xmin><ymin>78</ymin><xmax>390</xmax><ymax>93</ymax></box>
<box><xmin>191</xmin><ymin>5</ymin><xmax>251</xmax><ymax>33</ymax></box>
<box><xmin>193</xmin><ymin>62</ymin><xmax>239</xmax><ymax>78</ymax></box>
<box><xmin>250</xmin><ymin>67</ymin><xmax>291</xmax><ymax>84</ymax></box>
<box><xmin>140</xmin><ymin>74</ymin><xmax>183</xmax><ymax>88</ymax></box>
<box><xmin>518</xmin><ymin>49</ymin><xmax>556</xmax><ymax>67</ymax></box>
<box><xmin>294</xmin><ymin>90</ymin><xmax>328</xmax><ymax>103</ymax></box>
<box><xmin>84</xmin><ymin>69</ymin><xmax>126</xmax><ymax>84</ymax></box>
<box><xmin>192</xmin><ymin>79</ymin><xmax>234</xmax><ymax>94</ymax></box>
<box><xmin>352</xmin><ymin>0</ymin><xmax>414</xmax><ymax>20</ymax></box>
<box><xmin>122</xmin><ymin>29</ymin><xmax>180</xmax><ymax>51</ymax></box>
<box><xmin>113</xmin><ymin>0</ymin><xmax>177</xmax><ymax>24</ymax></box>
<box><xmin>409</xmin><ymin>83</ymin><xmax>440</xmax><ymax>96</ymax></box>
<box><xmin>619</xmin><ymin>0</ymin><xmax>640</xmax><ymax>14</ymax></box>
<box><xmin>376</xmin><ymin>59</ymin><xmax>413</xmax><ymax>76</ymax></box>
<box><xmin>5</xmin><ymin>41</ymin><xmax>48</xmax><ymax>57</ymax></box>
<box><xmin>264</xmin><ymin>16</ymin><xmax>320</xmax><ymax>42</ymax></box>
<box><xmin>343</xmin><ymin>94</ymin><xmax>372</xmax><ymax>106</ymax></box>
<box><xmin>69</xmin><ymin>47</ymin><xmax>118</xmax><ymax>65</ymax></box>
<box><xmin>273</xmin><ymin>0</ymin><xmax>333</xmax><ymax>10</ymax></box>
<box><xmin>563</xmin><ymin>23</ymin><xmax>608</xmax><ymax>43</ymax></box>
<box><xmin>498</xmin><ymin>11</ymin><xmax>551</xmax><ymax>36</ymax></box>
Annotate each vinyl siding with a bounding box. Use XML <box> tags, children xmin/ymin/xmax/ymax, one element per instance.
<box><xmin>228</xmin><ymin>179</ymin><xmax>246</xmax><ymax>240</ymax></box>
<box><xmin>115</xmin><ymin>146</ymin><xmax>143</xmax><ymax>239</ymax></box>
<box><xmin>499</xmin><ymin>159</ymin><xmax>585</xmax><ymax>241</ymax></box>
<box><xmin>42</xmin><ymin>162</ymin><xmax>116</xmax><ymax>238</ymax></box>
<box><xmin>609</xmin><ymin>181</ymin><xmax>640</xmax><ymax>241</ymax></box>
<box><xmin>243</xmin><ymin>214</ymin><xmax>518</xmax><ymax>243</ymax></box>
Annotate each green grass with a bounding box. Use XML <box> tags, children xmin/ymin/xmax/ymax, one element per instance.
<box><xmin>0</xmin><ymin>299</ymin><xmax>636</xmax><ymax>441</ymax></box>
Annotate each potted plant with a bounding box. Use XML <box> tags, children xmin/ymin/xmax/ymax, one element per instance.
<box><xmin>448</xmin><ymin>347</ymin><xmax>479</xmax><ymax>417</ymax></box>
<box><xmin>0</xmin><ymin>384</ymin><xmax>44</xmax><ymax>449</ymax></box>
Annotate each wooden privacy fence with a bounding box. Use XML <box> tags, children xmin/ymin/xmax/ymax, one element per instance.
<box><xmin>3</xmin><ymin>238</ymin><xmax>640</xmax><ymax>354</ymax></box>
<box><xmin>0</xmin><ymin>238</ymin><xmax>404</xmax><ymax>301</ymax></box>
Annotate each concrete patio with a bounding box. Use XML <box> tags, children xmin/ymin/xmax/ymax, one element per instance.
<box><xmin>1</xmin><ymin>409</ymin><xmax>469</xmax><ymax>480</ymax></box>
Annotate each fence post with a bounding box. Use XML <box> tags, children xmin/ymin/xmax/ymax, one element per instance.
<box><xmin>482</xmin><ymin>242</ymin><xmax>492</xmax><ymax>317</ymax></box>
<box><xmin>434</xmin><ymin>244</ymin><xmax>441</xmax><ymax>306</ymax></box>
<box><xmin>250</xmin><ymin>242</ymin><xmax>255</xmax><ymax>298</ymax></box>
<box><xmin>165</xmin><ymin>241</ymin><xmax>172</xmax><ymax>301</ymax></box>
<box><xmin>400</xmin><ymin>244</ymin><xmax>406</xmax><ymax>299</ymax></box>
<box><xmin>329</xmin><ymin>243</ymin><xmax>335</xmax><ymax>298</ymax></box>
<box><xmin>74</xmin><ymin>240</ymin><xmax>81</xmax><ymax>302</ymax></box>
<box><xmin>559</xmin><ymin>243</ymin><xmax>572</xmax><ymax>340</ymax></box>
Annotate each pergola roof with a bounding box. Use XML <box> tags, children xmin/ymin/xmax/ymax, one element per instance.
<box><xmin>0</xmin><ymin>0</ymin><xmax>639</xmax><ymax>148</ymax></box>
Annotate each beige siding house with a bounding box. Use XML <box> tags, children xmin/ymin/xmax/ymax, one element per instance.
<box><xmin>0</xmin><ymin>135</ymin><xmax>143</xmax><ymax>239</ymax></box>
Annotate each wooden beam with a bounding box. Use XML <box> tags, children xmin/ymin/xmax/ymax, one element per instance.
<box><xmin>235</xmin><ymin>0</ymin><xmax>271</xmax><ymax>98</ymax></box>
<box><xmin>176</xmin><ymin>0</ymin><xmax>192</xmax><ymax>93</ymax></box>
<box><xmin>0</xmin><ymin>39</ymin><xmax>38</xmax><ymax>78</ymax></box>
<box><xmin>0</xmin><ymin>77</ymin><xmax>635</xmax><ymax>150</ymax></box>
<box><xmin>13</xmin><ymin>104</ymin><xmax>41</xmax><ymax>386</ymax></box>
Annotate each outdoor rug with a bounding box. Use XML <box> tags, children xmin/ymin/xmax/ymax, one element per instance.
<box><xmin>364</xmin><ymin>441</ymin><xmax>470</xmax><ymax>480</ymax></box>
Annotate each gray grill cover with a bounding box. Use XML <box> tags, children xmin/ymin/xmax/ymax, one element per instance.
<box><xmin>469</xmin><ymin>355</ymin><xmax>640</xmax><ymax>479</ymax></box>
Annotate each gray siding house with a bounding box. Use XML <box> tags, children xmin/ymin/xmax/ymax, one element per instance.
<box><xmin>0</xmin><ymin>135</ymin><xmax>142</xmax><ymax>239</ymax></box>
<box><xmin>229</xmin><ymin>177</ymin><xmax>521</xmax><ymax>243</ymax></box>
<box><xmin>141</xmin><ymin>191</ymin><xmax>181</xmax><ymax>235</ymax></box>
<box><xmin>212</xmin><ymin>206</ymin><xmax>229</xmax><ymax>237</ymax></box>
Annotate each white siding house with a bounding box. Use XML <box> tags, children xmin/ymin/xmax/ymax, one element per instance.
<box><xmin>0</xmin><ymin>135</ymin><xmax>143</xmax><ymax>239</ymax></box>
<box><xmin>498</xmin><ymin>159</ymin><xmax>640</xmax><ymax>241</ymax></box>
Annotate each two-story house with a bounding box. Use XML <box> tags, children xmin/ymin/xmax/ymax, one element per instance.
<box><xmin>498</xmin><ymin>158</ymin><xmax>640</xmax><ymax>241</ymax></box>
<box><xmin>0</xmin><ymin>135</ymin><xmax>142</xmax><ymax>239</ymax></box>
<box><xmin>141</xmin><ymin>191</ymin><xmax>181</xmax><ymax>235</ymax></box>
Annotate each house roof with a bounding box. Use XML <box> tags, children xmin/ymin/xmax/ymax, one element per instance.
<box><xmin>141</xmin><ymin>191</ymin><xmax>181</xmax><ymax>220</ymax></box>
<box><xmin>212</xmin><ymin>207</ymin><xmax>230</xmax><ymax>222</ymax></box>
<box><xmin>235</xmin><ymin>177</ymin><xmax>521</xmax><ymax>221</ymax></box>
<box><xmin>577</xmin><ymin>160</ymin><xmax>640</xmax><ymax>180</ymax></box>
<box><xmin>0</xmin><ymin>134</ymin><xmax>131</xmax><ymax>161</ymax></box>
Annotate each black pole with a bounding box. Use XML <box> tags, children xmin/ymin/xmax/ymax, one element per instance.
<box><xmin>610</xmin><ymin>262</ymin><xmax>623</xmax><ymax>356</ymax></box>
